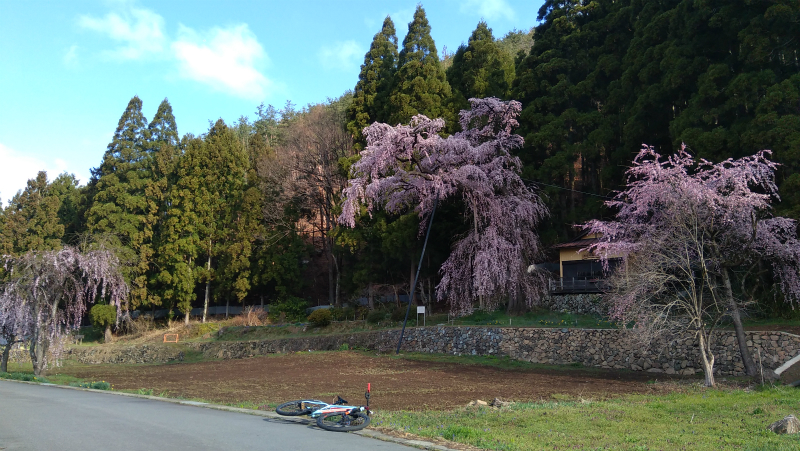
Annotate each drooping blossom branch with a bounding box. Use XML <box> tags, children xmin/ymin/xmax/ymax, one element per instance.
<box><xmin>1</xmin><ymin>245</ymin><xmax>129</xmax><ymax>375</ymax></box>
<box><xmin>586</xmin><ymin>145</ymin><xmax>800</xmax><ymax>381</ymax></box>
<box><xmin>339</xmin><ymin>97</ymin><xmax>549</xmax><ymax>314</ymax></box>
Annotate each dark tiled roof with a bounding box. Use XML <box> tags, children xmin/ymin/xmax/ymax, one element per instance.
<box><xmin>551</xmin><ymin>237</ymin><xmax>600</xmax><ymax>249</ymax></box>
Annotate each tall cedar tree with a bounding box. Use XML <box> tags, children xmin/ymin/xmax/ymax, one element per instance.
<box><xmin>348</xmin><ymin>16</ymin><xmax>399</xmax><ymax>150</ymax></box>
<box><xmin>447</xmin><ymin>21</ymin><xmax>515</xmax><ymax>114</ymax></box>
<box><xmin>158</xmin><ymin>135</ymin><xmax>203</xmax><ymax>323</ymax></box>
<box><xmin>86</xmin><ymin>96</ymin><xmax>152</xmax><ymax>311</ymax></box>
<box><xmin>144</xmin><ymin>99</ymin><xmax>181</xmax><ymax>311</ymax></box>
<box><xmin>193</xmin><ymin>120</ymin><xmax>251</xmax><ymax>322</ymax></box>
<box><xmin>512</xmin><ymin>0</ymin><xmax>633</xmax><ymax>244</ymax></box>
<box><xmin>0</xmin><ymin>172</ymin><xmax>64</xmax><ymax>256</ymax></box>
<box><xmin>387</xmin><ymin>5</ymin><xmax>452</xmax><ymax>125</ymax></box>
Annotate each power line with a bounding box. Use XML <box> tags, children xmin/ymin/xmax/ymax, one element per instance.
<box><xmin>522</xmin><ymin>178</ymin><xmax>616</xmax><ymax>200</ymax></box>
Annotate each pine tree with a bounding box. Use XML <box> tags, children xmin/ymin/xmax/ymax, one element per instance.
<box><xmin>387</xmin><ymin>5</ymin><xmax>452</xmax><ymax>125</ymax></box>
<box><xmin>447</xmin><ymin>21</ymin><xmax>515</xmax><ymax>112</ymax></box>
<box><xmin>86</xmin><ymin>96</ymin><xmax>153</xmax><ymax>309</ymax></box>
<box><xmin>347</xmin><ymin>16</ymin><xmax>398</xmax><ymax>150</ymax></box>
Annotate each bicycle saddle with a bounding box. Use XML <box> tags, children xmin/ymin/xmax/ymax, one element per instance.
<box><xmin>334</xmin><ymin>396</ymin><xmax>348</xmax><ymax>405</ymax></box>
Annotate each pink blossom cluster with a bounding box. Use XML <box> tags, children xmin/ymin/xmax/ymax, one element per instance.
<box><xmin>339</xmin><ymin>98</ymin><xmax>549</xmax><ymax>313</ymax></box>
<box><xmin>586</xmin><ymin>145</ymin><xmax>800</xmax><ymax>317</ymax></box>
<box><xmin>1</xmin><ymin>245</ymin><xmax>129</xmax><ymax>374</ymax></box>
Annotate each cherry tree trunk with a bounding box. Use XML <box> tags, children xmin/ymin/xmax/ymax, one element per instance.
<box><xmin>104</xmin><ymin>325</ymin><xmax>112</xmax><ymax>344</ymax></box>
<box><xmin>1</xmin><ymin>343</ymin><xmax>11</xmax><ymax>373</ymax></box>
<box><xmin>184</xmin><ymin>310</ymin><xmax>190</xmax><ymax>326</ymax></box>
<box><xmin>722</xmin><ymin>268</ymin><xmax>757</xmax><ymax>377</ymax></box>
<box><xmin>698</xmin><ymin>332</ymin><xmax>716</xmax><ymax>387</ymax></box>
<box><xmin>29</xmin><ymin>338</ymin><xmax>47</xmax><ymax>377</ymax></box>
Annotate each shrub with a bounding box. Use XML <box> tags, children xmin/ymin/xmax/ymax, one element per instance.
<box><xmin>329</xmin><ymin>307</ymin><xmax>342</xmax><ymax>321</ymax></box>
<box><xmin>307</xmin><ymin>308</ymin><xmax>332</xmax><ymax>327</ymax></box>
<box><xmin>195</xmin><ymin>322</ymin><xmax>220</xmax><ymax>337</ymax></box>
<box><xmin>89</xmin><ymin>304</ymin><xmax>117</xmax><ymax>343</ymax></box>
<box><xmin>89</xmin><ymin>304</ymin><xmax>116</xmax><ymax>330</ymax></box>
<box><xmin>268</xmin><ymin>296</ymin><xmax>308</xmax><ymax>323</ymax></box>
<box><xmin>70</xmin><ymin>381</ymin><xmax>111</xmax><ymax>390</ymax></box>
<box><xmin>0</xmin><ymin>372</ymin><xmax>48</xmax><ymax>383</ymax></box>
<box><xmin>366</xmin><ymin>309</ymin><xmax>387</xmax><ymax>324</ymax></box>
<box><xmin>342</xmin><ymin>307</ymin><xmax>356</xmax><ymax>321</ymax></box>
<box><xmin>391</xmin><ymin>306</ymin><xmax>408</xmax><ymax>322</ymax></box>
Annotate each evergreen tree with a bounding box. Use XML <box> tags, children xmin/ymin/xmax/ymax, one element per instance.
<box><xmin>387</xmin><ymin>5</ymin><xmax>452</xmax><ymax>125</ymax></box>
<box><xmin>48</xmin><ymin>173</ymin><xmax>83</xmax><ymax>244</ymax></box>
<box><xmin>0</xmin><ymin>172</ymin><xmax>64</xmax><ymax>256</ymax></box>
<box><xmin>158</xmin><ymin>135</ymin><xmax>202</xmax><ymax>323</ymax></box>
<box><xmin>347</xmin><ymin>16</ymin><xmax>398</xmax><ymax>150</ymax></box>
<box><xmin>447</xmin><ymin>21</ymin><xmax>515</xmax><ymax>113</ymax></box>
<box><xmin>144</xmin><ymin>98</ymin><xmax>180</xmax><ymax>309</ymax></box>
<box><xmin>189</xmin><ymin>120</ymin><xmax>252</xmax><ymax>321</ymax></box>
<box><xmin>86</xmin><ymin>96</ymin><xmax>153</xmax><ymax>310</ymax></box>
<box><xmin>512</xmin><ymin>0</ymin><xmax>633</xmax><ymax>243</ymax></box>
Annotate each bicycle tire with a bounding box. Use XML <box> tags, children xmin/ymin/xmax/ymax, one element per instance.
<box><xmin>316</xmin><ymin>411</ymin><xmax>370</xmax><ymax>432</ymax></box>
<box><xmin>276</xmin><ymin>400</ymin><xmax>325</xmax><ymax>416</ymax></box>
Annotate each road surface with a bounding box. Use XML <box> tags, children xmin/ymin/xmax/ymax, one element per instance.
<box><xmin>0</xmin><ymin>380</ymin><xmax>413</xmax><ymax>451</ymax></box>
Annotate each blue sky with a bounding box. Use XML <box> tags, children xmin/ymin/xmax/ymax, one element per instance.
<box><xmin>0</xmin><ymin>0</ymin><xmax>544</xmax><ymax>205</ymax></box>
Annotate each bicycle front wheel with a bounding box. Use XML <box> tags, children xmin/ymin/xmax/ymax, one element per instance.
<box><xmin>316</xmin><ymin>411</ymin><xmax>370</xmax><ymax>432</ymax></box>
<box><xmin>276</xmin><ymin>400</ymin><xmax>325</xmax><ymax>416</ymax></box>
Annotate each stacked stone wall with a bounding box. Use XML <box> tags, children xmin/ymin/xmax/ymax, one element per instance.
<box><xmin>66</xmin><ymin>326</ymin><xmax>800</xmax><ymax>377</ymax></box>
<box><xmin>540</xmin><ymin>294</ymin><xmax>607</xmax><ymax>316</ymax></box>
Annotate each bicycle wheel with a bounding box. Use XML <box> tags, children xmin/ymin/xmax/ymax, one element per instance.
<box><xmin>276</xmin><ymin>400</ymin><xmax>325</xmax><ymax>416</ymax></box>
<box><xmin>316</xmin><ymin>411</ymin><xmax>370</xmax><ymax>432</ymax></box>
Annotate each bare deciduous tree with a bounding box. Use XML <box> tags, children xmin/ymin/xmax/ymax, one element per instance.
<box><xmin>276</xmin><ymin>100</ymin><xmax>354</xmax><ymax>305</ymax></box>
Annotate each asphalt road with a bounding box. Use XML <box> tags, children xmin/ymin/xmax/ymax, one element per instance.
<box><xmin>0</xmin><ymin>381</ymin><xmax>413</xmax><ymax>451</ymax></box>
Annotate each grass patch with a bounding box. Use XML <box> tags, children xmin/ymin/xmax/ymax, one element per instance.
<box><xmin>0</xmin><ymin>371</ymin><xmax>48</xmax><ymax>383</ymax></box>
<box><xmin>69</xmin><ymin>380</ymin><xmax>112</xmax><ymax>390</ymax></box>
<box><xmin>374</xmin><ymin>385</ymin><xmax>800</xmax><ymax>450</ymax></box>
<box><xmin>454</xmin><ymin>307</ymin><xmax>612</xmax><ymax>329</ymax></box>
<box><xmin>384</xmin><ymin>351</ymin><xmax>605</xmax><ymax>373</ymax></box>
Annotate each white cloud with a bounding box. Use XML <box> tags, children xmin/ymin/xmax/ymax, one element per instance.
<box><xmin>171</xmin><ymin>24</ymin><xmax>271</xmax><ymax>99</ymax></box>
<box><xmin>63</xmin><ymin>45</ymin><xmax>79</xmax><ymax>67</ymax></box>
<box><xmin>460</xmin><ymin>0</ymin><xmax>515</xmax><ymax>21</ymax></box>
<box><xmin>78</xmin><ymin>7</ymin><xmax>167</xmax><ymax>60</ymax></box>
<box><xmin>0</xmin><ymin>143</ymin><xmax>89</xmax><ymax>207</ymax></box>
<box><xmin>319</xmin><ymin>40</ymin><xmax>362</xmax><ymax>73</ymax></box>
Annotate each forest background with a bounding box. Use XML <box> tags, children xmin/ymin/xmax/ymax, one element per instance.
<box><xmin>2</xmin><ymin>1</ymin><xmax>798</xmax><ymax>321</ymax></box>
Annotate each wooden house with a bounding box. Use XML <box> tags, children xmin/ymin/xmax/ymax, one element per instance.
<box><xmin>549</xmin><ymin>232</ymin><xmax>622</xmax><ymax>294</ymax></box>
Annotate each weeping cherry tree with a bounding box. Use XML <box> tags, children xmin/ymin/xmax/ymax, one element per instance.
<box><xmin>1</xmin><ymin>245</ymin><xmax>129</xmax><ymax>376</ymax></box>
<box><xmin>339</xmin><ymin>97</ymin><xmax>549</xmax><ymax>314</ymax></box>
<box><xmin>586</xmin><ymin>145</ymin><xmax>800</xmax><ymax>385</ymax></box>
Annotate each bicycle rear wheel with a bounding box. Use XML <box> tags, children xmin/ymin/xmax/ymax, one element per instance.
<box><xmin>316</xmin><ymin>411</ymin><xmax>370</xmax><ymax>432</ymax></box>
<box><xmin>276</xmin><ymin>400</ymin><xmax>325</xmax><ymax>416</ymax></box>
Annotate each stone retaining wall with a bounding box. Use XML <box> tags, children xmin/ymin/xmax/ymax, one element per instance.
<box><xmin>540</xmin><ymin>294</ymin><xmax>607</xmax><ymax>316</ymax></box>
<box><xmin>66</xmin><ymin>326</ymin><xmax>800</xmax><ymax>377</ymax></box>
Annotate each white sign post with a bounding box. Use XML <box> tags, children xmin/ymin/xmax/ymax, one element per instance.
<box><xmin>416</xmin><ymin>306</ymin><xmax>426</xmax><ymax>327</ymax></box>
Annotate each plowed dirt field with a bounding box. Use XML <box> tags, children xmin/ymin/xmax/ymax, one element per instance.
<box><xmin>60</xmin><ymin>351</ymin><xmax>689</xmax><ymax>411</ymax></box>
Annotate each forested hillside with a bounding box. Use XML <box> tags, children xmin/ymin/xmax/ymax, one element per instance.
<box><xmin>1</xmin><ymin>1</ymin><xmax>798</xmax><ymax>317</ymax></box>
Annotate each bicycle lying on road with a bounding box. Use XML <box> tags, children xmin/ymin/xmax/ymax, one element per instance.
<box><xmin>276</xmin><ymin>384</ymin><xmax>372</xmax><ymax>432</ymax></box>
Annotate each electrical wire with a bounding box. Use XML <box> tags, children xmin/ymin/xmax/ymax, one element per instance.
<box><xmin>521</xmin><ymin>178</ymin><xmax>616</xmax><ymax>200</ymax></box>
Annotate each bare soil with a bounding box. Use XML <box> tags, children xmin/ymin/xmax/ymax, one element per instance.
<box><xmin>59</xmin><ymin>351</ymin><xmax>689</xmax><ymax>411</ymax></box>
